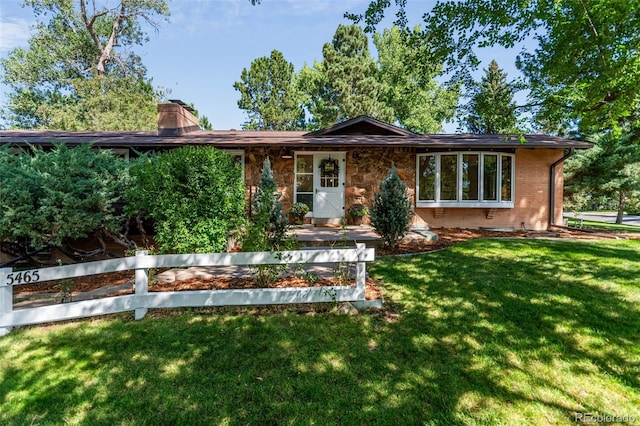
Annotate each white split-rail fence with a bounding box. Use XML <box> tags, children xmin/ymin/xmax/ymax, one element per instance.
<box><xmin>0</xmin><ymin>243</ymin><xmax>375</xmax><ymax>336</ymax></box>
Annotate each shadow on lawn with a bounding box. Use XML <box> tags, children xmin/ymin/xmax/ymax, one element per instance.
<box><xmin>1</xmin><ymin>239</ymin><xmax>638</xmax><ymax>424</ymax></box>
<box><xmin>370</xmin><ymin>239</ymin><xmax>639</xmax><ymax>422</ymax></box>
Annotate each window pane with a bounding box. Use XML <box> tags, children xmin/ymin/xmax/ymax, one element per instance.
<box><xmin>296</xmin><ymin>175</ymin><xmax>313</xmax><ymax>193</ymax></box>
<box><xmin>440</xmin><ymin>154</ymin><xmax>458</xmax><ymax>200</ymax></box>
<box><xmin>462</xmin><ymin>154</ymin><xmax>479</xmax><ymax>200</ymax></box>
<box><xmin>320</xmin><ymin>177</ymin><xmax>339</xmax><ymax>188</ymax></box>
<box><xmin>296</xmin><ymin>193</ymin><xmax>313</xmax><ymax>211</ymax></box>
<box><xmin>501</xmin><ymin>156</ymin><xmax>513</xmax><ymax>202</ymax></box>
<box><xmin>296</xmin><ymin>155</ymin><xmax>313</xmax><ymax>173</ymax></box>
<box><xmin>418</xmin><ymin>155</ymin><xmax>436</xmax><ymax>201</ymax></box>
<box><xmin>483</xmin><ymin>155</ymin><xmax>498</xmax><ymax>201</ymax></box>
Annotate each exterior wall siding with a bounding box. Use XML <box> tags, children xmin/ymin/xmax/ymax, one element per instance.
<box><xmin>244</xmin><ymin>146</ymin><xmax>565</xmax><ymax>231</ymax></box>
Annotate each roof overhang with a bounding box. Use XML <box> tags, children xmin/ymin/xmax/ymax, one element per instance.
<box><xmin>0</xmin><ymin>131</ymin><xmax>593</xmax><ymax>150</ymax></box>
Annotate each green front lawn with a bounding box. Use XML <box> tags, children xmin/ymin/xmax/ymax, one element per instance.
<box><xmin>1</xmin><ymin>239</ymin><xmax>639</xmax><ymax>425</ymax></box>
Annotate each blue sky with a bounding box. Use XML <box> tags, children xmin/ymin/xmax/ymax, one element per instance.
<box><xmin>0</xmin><ymin>0</ymin><xmax>524</xmax><ymax>131</ymax></box>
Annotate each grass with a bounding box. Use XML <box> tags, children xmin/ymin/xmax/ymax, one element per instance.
<box><xmin>564</xmin><ymin>218</ymin><xmax>640</xmax><ymax>233</ymax></box>
<box><xmin>1</xmin><ymin>239</ymin><xmax>639</xmax><ymax>425</ymax></box>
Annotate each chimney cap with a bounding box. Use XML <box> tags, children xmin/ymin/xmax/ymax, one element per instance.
<box><xmin>167</xmin><ymin>99</ymin><xmax>196</xmax><ymax>113</ymax></box>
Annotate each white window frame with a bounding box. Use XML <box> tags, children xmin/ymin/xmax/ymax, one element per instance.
<box><xmin>416</xmin><ymin>151</ymin><xmax>515</xmax><ymax>208</ymax></box>
<box><xmin>294</xmin><ymin>151</ymin><xmax>316</xmax><ymax>212</ymax></box>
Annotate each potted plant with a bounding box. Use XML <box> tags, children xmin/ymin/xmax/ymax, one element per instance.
<box><xmin>289</xmin><ymin>202</ymin><xmax>310</xmax><ymax>225</ymax></box>
<box><xmin>348</xmin><ymin>203</ymin><xmax>368</xmax><ymax>226</ymax></box>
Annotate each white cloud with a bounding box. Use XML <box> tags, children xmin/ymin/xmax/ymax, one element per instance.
<box><xmin>0</xmin><ymin>17</ymin><xmax>32</xmax><ymax>51</ymax></box>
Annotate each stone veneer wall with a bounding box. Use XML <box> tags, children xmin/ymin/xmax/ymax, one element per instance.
<box><xmin>243</xmin><ymin>146</ymin><xmax>565</xmax><ymax>231</ymax></box>
<box><xmin>244</xmin><ymin>146</ymin><xmax>296</xmax><ymax>208</ymax></box>
<box><xmin>344</xmin><ymin>147</ymin><xmax>415</xmax><ymax>224</ymax></box>
<box><xmin>243</xmin><ymin>146</ymin><xmax>415</xmax><ymax>223</ymax></box>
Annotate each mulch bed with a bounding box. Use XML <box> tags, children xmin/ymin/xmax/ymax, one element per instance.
<box><xmin>12</xmin><ymin>227</ymin><xmax>631</xmax><ymax>302</ymax></box>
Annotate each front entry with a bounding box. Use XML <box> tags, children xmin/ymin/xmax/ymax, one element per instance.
<box><xmin>294</xmin><ymin>152</ymin><xmax>345</xmax><ymax>220</ymax></box>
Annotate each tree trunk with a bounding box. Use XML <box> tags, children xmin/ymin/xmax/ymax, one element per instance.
<box><xmin>616</xmin><ymin>191</ymin><xmax>626</xmax><ymax>224</ymax></box>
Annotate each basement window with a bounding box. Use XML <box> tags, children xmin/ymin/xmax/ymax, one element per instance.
<box><xmin>416</xmin><ymin>152</ymin><xmax>514</xmax><ymax>208</ymax></box>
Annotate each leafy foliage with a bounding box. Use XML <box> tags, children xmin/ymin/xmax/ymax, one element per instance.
<box><xmin>374</xmin><ymin>25</ymin><xmax>458</xmax><ymax>133</ymax></box>
<box><xmin>370</xmin><ymin>165</ymin><xmax>413</xmax><ymax>250</ymax></box>
<box><xmin>0</xmin><ymin>144</ymin><xmax>128</xmax><ymax>251</ymax></box>
<box><xmin>1</xmin><ymin>0</ymin><xmax>169</xmax><ymax>129</ymax></box>
<box><xmin>127</xmin><ymin>147</ymin><xmax>245</xmax><ymax>253</ymax></box>
<box><xmin>462</xmin><ymin>60</ymin><xmax>518</xmax><ymax>134</ymax></box>
<box><xmin>233</xmin><ymin>50</ymin><xmax>305</xmax><ymax>130</ymax></box>
<box><xmin>349</xmin><ymin>0</ymin><xmax>640</xmax><ymax>133</ymax></box>
<box><xmin>565</xmin><ymin>129</ymin><xmax>640</xmax><ymax>223</ymax></box>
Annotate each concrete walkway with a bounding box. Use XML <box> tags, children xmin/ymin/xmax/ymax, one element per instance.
<box><xmin>289</xmin><ymin>224</ymin><xmax>438</xmax><ymax>245</ymax></box>
<box><xmin>563</xmin><ymin>212</ymin><xmax>640</xmax><ymax>226</ymax></box>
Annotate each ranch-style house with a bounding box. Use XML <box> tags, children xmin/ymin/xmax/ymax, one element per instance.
<box><xmin>0</xmin><ymin>100</ymin><xmax>592</xmax><ymax>231</ymax></box>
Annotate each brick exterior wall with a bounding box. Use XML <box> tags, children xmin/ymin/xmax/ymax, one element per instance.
<box><xmin>244</xmin><ymin>146</ymin><xmax>566</xmax><ymax>231</ymax></box>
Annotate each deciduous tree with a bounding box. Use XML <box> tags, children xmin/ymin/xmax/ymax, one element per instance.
<box><xmin>1</xmin><ymin>0</ymin><xmax>169</xmax><ymax>130</ymax></box>
<box><xmin>374</xmin><ymin>25</ymin><xmax>458</xmax><ymax>133</ymax></box>
<box><xmin>349</xmin><ymin>0</ymin><xmax>640</xmax><ymax>133</ymax></box>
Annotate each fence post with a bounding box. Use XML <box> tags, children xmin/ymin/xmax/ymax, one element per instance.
<box><xmin>135</xmin><ymin>250</ymin><xmax>149</xmax><ymax>320</ymax></box>
<box><xmin>355</xmin><ymin>243</ymin><xmax>366</xmax><ymax>301</ymax></box>
<box><xmin>0</xmin><ymin>268</ymin><xmax>13</xmax><ymax>336</ymax></box>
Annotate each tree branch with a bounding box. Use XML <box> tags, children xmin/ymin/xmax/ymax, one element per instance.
<box><xmin>96</xmin><ymin>2</ymin><xmax>125</xmax><ymax>76</ymax></box>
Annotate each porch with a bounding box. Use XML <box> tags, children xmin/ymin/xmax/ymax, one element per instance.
<box><xmin>288</xmin><ymin>225</ymin><xmax>438</xmax><ymax>247</ymax></box>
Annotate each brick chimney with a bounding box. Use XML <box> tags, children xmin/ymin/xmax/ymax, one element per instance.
<box><xmin>157</xmin><ymin>100</ymin><xmax>200</xmax><ymax>136</ymax></box>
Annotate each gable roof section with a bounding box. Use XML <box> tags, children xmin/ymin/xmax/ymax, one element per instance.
<box><xmin>304</xmin><ymin>115</ymin><xmax>418</xmax><ymax>137</ymax></box>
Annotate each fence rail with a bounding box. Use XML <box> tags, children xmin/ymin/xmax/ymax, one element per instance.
<box><xmin>0</xmin><ymin>244</ymin><xmax>374</xmax><ymax>336</ymax></box>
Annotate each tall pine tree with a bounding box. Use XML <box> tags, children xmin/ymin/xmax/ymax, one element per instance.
<box><xmin>463</xmin><ymin>60</ymin><xmax>518</xmax><ymax>134</ymax></box>
<box><xmin>233</xmin><ymin>50</ymin><xmax>305</xmax><ymax>130</ymax></box>
<box><xmin>303</xmin><ymin>25</ymin><xmax>393</xmax><ymax>128</ymax></box>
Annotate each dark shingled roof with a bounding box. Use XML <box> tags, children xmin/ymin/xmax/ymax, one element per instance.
<box><xmin>0</xmin><ymin>114</ymin><xmax>592</xmax><ymax>149</ymax></box>
<box><xmin>0</xmin><ymin>130</ymin><xmax>592</xmax><ymax>149</ymax></box>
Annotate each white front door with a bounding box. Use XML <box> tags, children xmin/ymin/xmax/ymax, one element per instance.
<box><xmin>314</xmin><ymin>152</ymin><xmax>345</xmax><ymax>218</ymax></box>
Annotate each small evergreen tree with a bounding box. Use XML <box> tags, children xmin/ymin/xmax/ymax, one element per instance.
<box><xmin>243</xmin><ymin>158</ymin><xmax>293</xmax><ymax>285</ymax></box>
<box><xmin>370</xmin><ymin>165</ymin><xmax>414</xmax><ymax>250</ymax></box>
<box><xmin>243</xmin><ymin>157</ymin><xmax>290</xmax><ymax>252</ymax></box>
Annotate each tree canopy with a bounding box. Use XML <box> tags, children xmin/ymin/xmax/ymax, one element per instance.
<box><xmin>348</xmin><ymin>0</ymin><xmax>640</xmax><ymax>134</ymax></box>
<box><xmin>233</xmin><ymin>50</ymin><xmax>305</xmax><ymax>130</ymax></box>
<box><xmin>462</xmin><ymin>59</ymin><xmax>518</xmax><ymax>134</ymax></box>
<box><xmin>304</xmin><ymin>24</ymin><xmax>393</xmax><ymax>128</ymax></box>
<box><xmin>1</xmin><ymin>0</ymin><xmax>169</xmax><ymax>130</ymax></box>
<box><xmin>565</xmin><ymin>129</ymin><xmax>640</xmax><ymax>223</ymax></box>
<box><xmin>374</xmin><ymin>25</ymin><xmax>458</xmax><ymax>133</ymax></box>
